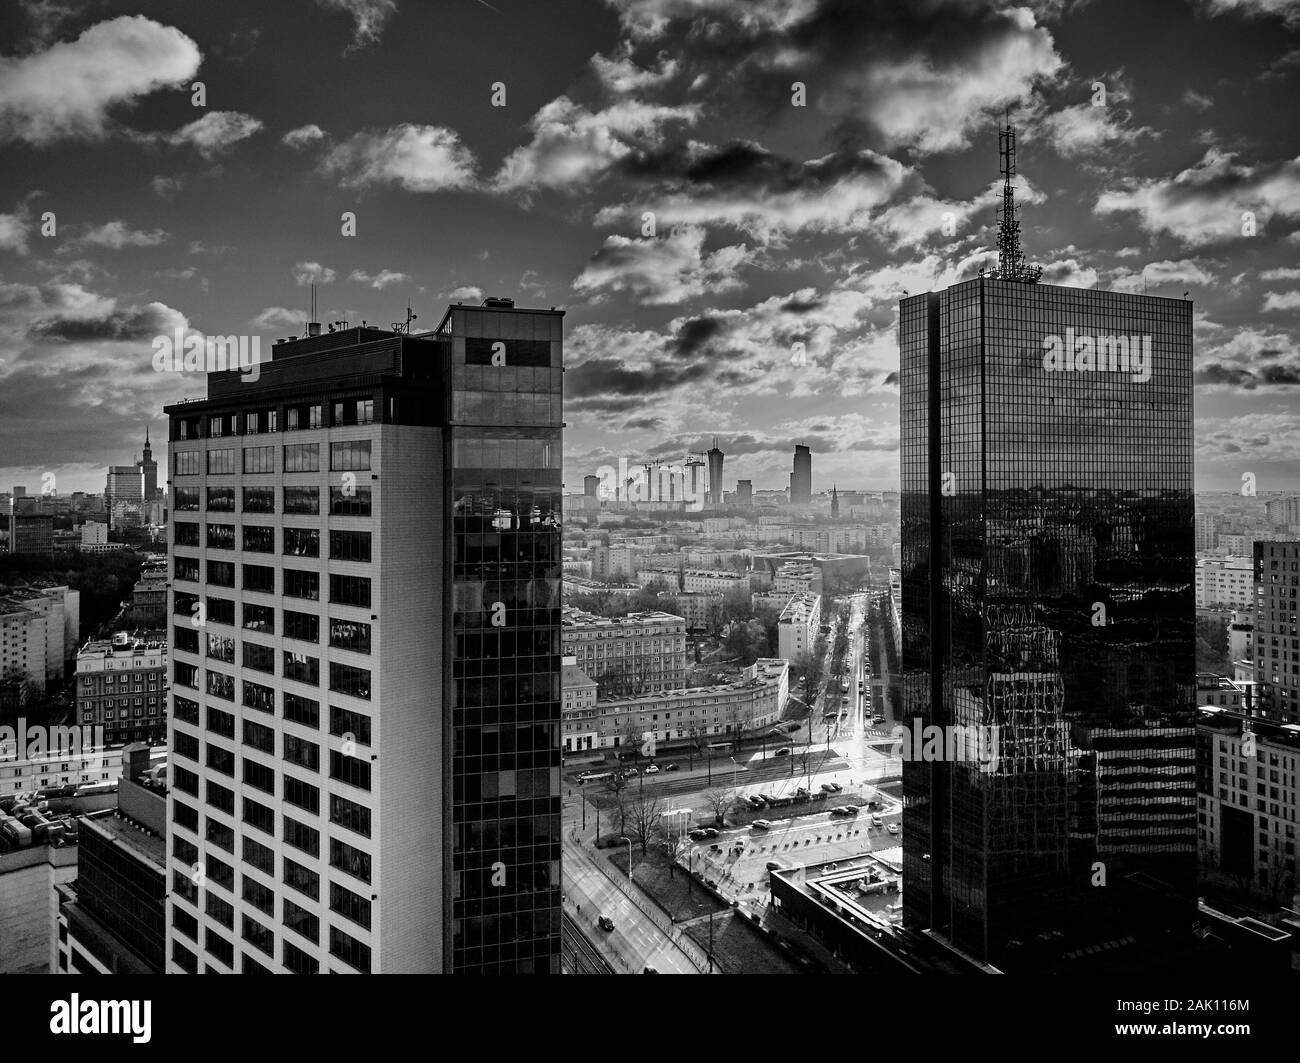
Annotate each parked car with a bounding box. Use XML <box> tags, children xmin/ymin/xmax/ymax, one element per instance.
<box><xmin>867</xmin><ymin>799</ymin><xmax>881</xmax><ymax>809</ymax></box>
<box><xmin>598</xmin><ymin>915</ymin><xmax>615</xmax><ymax>931</ymax></box>
<box><xmin>644</xmin><ymin>764</ymin><xmax>660</xmax><ymax>775</ymax></box>
<box><xmin>751</xmin><ymin>819</ymin><xmax>772</xmax><ymax>831</ymax></box>
<box><xmin>663</xmin><ymin>763</ymin><xmax>679</xmax><ymax>772</ymax></box>
<box><xmin>746</xmin><ymin>795</ymin><xmax>765</xmax><ymax>809</ymax></box>
<box><xmin>689</xmin><ymin>829</ymin><xmax>708</xmax><ymax>841</ymax></box>
<box><xmin>819</xmin><ymin>783</ymin><xmax>836</xmax><ymax>793</ymax></box>
<box><xmin>758</xmin><ymin>793</ymin><xmax>777</xmax><ymax>804</ymax></box>
<box><xmin>773</xmin><ymin>747</ymin><xmax>792</xmax><ymax>757</ymax></box>
<box><xmin>795</xmin><ymin>787</ymin><xmax>809</xmax><ymax>798</ymax></box>
<box><xmin>703</xmin><ymin>827</ymin><xmax>719</xmax><ymax>838</ymax></box>
<box><xmin>887</xmin><ymin>823</ymin><xmax>900</xmax><ymax>835</ymax></box>
<box><xmin>871</xmin><ymin>814</ymin><xmax>883</xmax><ymax>826</ymax></box>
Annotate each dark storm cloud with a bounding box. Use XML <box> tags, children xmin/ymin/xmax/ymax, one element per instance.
<box><xmin>780</xmin><ymin>295</ymin><xmax>823</xmax><ymax>314</ymax></box>
<box><xmin>1196</xmin><ymin>363</ymin><xmax>1256</xmax><ymax>388</ymax></box>
<box><xmin>882</xmin><ymin>370</ymin><xmax>899</xmax><ymax>385</ymax></box>
<box><xmin>623</xmin><ymin>416</ymin><xmax>664</xmax><ymax>430</ymax></box>
<box><xmin>1258</xmin><ymin>364</ymin><xmax>1300</xmax><ymax>385</ymax></box>
<box><xmin>565</xmin><ymin>356</ymin><xmax>714</xmax><ymax>399</ymax></box>
<box><xmin>671</xmin><ymin>315</ymin><xmax>726</xmax><ymax>357</ymax></box>
<box><xmin>31</xmin><ymin>302</ymin><xmax>177</xmax><ymax>342</ymax></box>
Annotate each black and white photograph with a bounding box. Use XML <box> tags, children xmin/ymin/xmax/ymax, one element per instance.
<box><xmin>0</xmin><ymin>0</ymin><xmax>1298</xmax><ymax>1039</ymax></box>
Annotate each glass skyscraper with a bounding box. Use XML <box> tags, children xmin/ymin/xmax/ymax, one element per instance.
<box><xmin>900</xmin><ymin>277</ymin><xmax>1197</xmax><ymax>972</ymax></box>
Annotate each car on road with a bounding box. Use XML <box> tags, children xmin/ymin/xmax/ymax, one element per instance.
<box><xmin>703</xmin><ymin>827</ymin><xmax>719</xmax><ymax>838</ymax></box>
<box><xmin>751</xmin><ymin>819</ymin><xmax>772</xmax><ymax>831</ymax></box>
<box><xmin>746</xmin><ymin>796</ymin><xmax>765</xmax><ymax>810</ymax></box>
<box><xmin>831</xmin><ymin>805</ymin><xmax>859</xmax><ymax>817</ymax></box>
<box><xmin>773</xmin><ymin>747</ymin><xmax>792</xmax><ymax>756</ymax></box>
<box><xmin>887</xmin><ymin>824</ymin><xmax>900</xmax><ymax>835</ymax></box>
<box><xmin>867</xmin><ymin>799</ymin><xmax>881</xmax><ymax>809</ymax></box>
<box><xmin>644</xmin><ymin>764</ymin><xmax>660</xmax><ymax>775</ymax></box>
<box><xmin>598</xmin><ymin>916</ymin><xmax>615</xmax><ymax>932</ymax></box>
<box><xmin>871</xmin><ymin>814</ymin><xmax>884</xmax><ymax>826</ymax></box>
<box><xmin>820</xmin><ymin>782</ymin><xmax>843</xmax><ymax>793</ymax></box>
<box><xmin>689</xmin><ymin>829</ymin><xmax>708</xmax><ymax>841</ymax></box>
<box><xmin>795</xmin><ymin>787</ymin><xmax>809</xmax><ymax>798</ymax></box>
<box><xmin>663</xmin><ymin>763</ymin><xmax>679</xmax><ymax>772</ymax></box>
<box><xmin>624</xmin><ymin>766</ymin><xmax>638</xmax><ymax>776</ymax></box>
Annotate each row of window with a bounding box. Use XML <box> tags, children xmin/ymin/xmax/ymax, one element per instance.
<box><xmin>174</xmin><ymin>485</ymin><xmax>372</xmax><ymax>516</ymax></box>
<box><xmin>175</xmin><ymin>441</ymin><xmax>373</xmax><ymax>476</ymax></box>
<box><xmin>175</xmin><ymin>399</ymin><xmax>376</xmax><ymax>441</ymax></box>
<box><xmin>173</xmin><ymin>656</ymin><xmax>371</xmax><ymax>700</ymax></box>
<box><xmin>174</xmin><ymin>570</ymin><xmax>371</xmax><ymax>606</ymax></box>
<box><xmin>176</xmin><ymin>526</ymin><xmax>371</xmax><ymax>560</ymax></box>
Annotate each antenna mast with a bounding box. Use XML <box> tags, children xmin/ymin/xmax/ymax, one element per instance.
<box><xmin>989</xmin><ymin>119</ymin><xmax>1042</xmax><ymax>284</ymax></box>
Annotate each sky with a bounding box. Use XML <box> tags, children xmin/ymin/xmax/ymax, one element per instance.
<box><xmin>1</xmin><ymin>0</ymin><xmax>1299</xmax><ymax>497</ymax></box>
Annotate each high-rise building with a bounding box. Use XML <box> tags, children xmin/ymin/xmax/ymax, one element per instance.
<box><xmin>736</xmin><ymin>479</ymin><xmax>753</xmax><ymax>506</ymax></box>
<box><xmin>707</xmin><ymin>438</ymin><xmax>724</xmax><ymax>507</ymax></box>
<box><xmin>162</xmin><ymin>297</ymin><xmax>564</xmax><ymax>975</ymax></box>
<box><xmin>1253</xmin><ymin>541</ymin><xmax>1300</xmax><ymax>725</ymax></box>
<box><xmin>583</xmin><ymin>474</ymin><xmax>599</xmax><ymax>497</ymax></box>
<box><xmin>899</xmin><ymin>270</ymin><xmax>1197</xmax><ymax>972</ymax></box>
<box><xmin>789</xmin><ymin>445</ymin><xmax>812</xmax><ymax>507</ymax></box>
<box><xmin>7</xmin><ymin>498</ymin><xmax>53</xmax><ymax>556</ymax></box>
<box><xmin>830</xmin><ymin>484</ymin><xmax>840</xmax><ymax>519</ymax></box>
<box><xmin>104</xmin><ymin>427</ymin><xmax>161</xmax><ymax>533</ymax></box>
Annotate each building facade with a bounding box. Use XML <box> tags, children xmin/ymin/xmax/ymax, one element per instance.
<box><xmin>561</xmin><ymin>608</ymin><xmax>687</xmax><ymax>694</ymax></box>
<box><xmin>162</xmin><ymin>300</ymin><xmax>563</xmax><ymax>975</ymax></box>
<box><xmin>1196</xmin><ymin>556</ymin><xmax>1254</xmax><ymax>610</ymax></box>
<box><xmin>76</xmin><ymin>633</ymin><xmax>168</xmax><ymax>747</ymax></box>
<box><xmin>778</xmin><ymin>593</ymin><xmax>822</xmax><ymax>661</ymax></box>
<box><xmin>790</xmin><ymin>445</ymin><xmax>812</xmax><ymax>507</ymax></box>
<box><xmin>1253</xmin><ymin>541</ymin><xmax>1300</xmax><ymax>725</ymax></box>
<box><xmin>900</xmin><ymin>277</ymin><xmax>1197</xmax><ymax>972</ymax></box>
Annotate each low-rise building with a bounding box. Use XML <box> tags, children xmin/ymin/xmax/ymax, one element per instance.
<box><xmin>1196</xmin><ymin>555</ymin><xmax>1254</xmax><ymax>610</ymax></box>
<box><xmin>561</xmin><ymin>657</ymin><xmax>599</xmax><ymax>754</ymax></box>
<box><xmin>561</xmin><ymin>608</ymin><xmax>687</xmax><ymax>695</ymax></box>
<box><xmin>76</xmin><ymin>632</ymin><xmax>167</xmax><ymax>747</ymax></box>
<box><xmin>778</xmin><ymin>593</ymin><xmax>822</xmax><ymax>661</ymax></box>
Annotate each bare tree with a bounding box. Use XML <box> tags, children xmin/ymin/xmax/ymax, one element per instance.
<box><xmin>657</xmin><ymin>819</ymin><xmax>690</xmax><ymax>878</ymax></box>
<box><xmin>603</xmin><ymin>773</ymin><xmax>630</xmax><ymax>837</ymax></box>
<box><xmin>625</xmin><ymin>789</ymin><xmax>664</xmax><ymax>855</ymax></box>
<box><xmin>703</xmin><ymin>787</ymin><xmax>736</xmax><ymax>827</ymax></box>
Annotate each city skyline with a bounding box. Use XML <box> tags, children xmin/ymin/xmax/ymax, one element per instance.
<box><xmin>3</xmin><ymin>1</ymin><xmax>1300</xmax><ymax>497</ymax></box>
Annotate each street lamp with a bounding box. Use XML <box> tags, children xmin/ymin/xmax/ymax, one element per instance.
<box><xmin>617</xmin><ymin>836</ymin><xmax>633</xmax><ymax>884</ymax></box>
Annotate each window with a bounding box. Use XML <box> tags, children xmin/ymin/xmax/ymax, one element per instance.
<box><xmin>284</xmin><ymin>775</ymin><xmax>319</xmax><ymax>815</ymax></box>
<box><xmin>243</xmin><ymin>486</ymin><xmax>275</xmax><ymax>514</ymax></box>
<box><xmin>330</xmin><ymin>794</ymin><xmax>371</xmax><ymax>838</ymax></box>
<box><xmin>243</xmin><ymin>565</ymin><xmax>275</xmax><ymax>594</ymax></box>
<box><xmin>285</xmin><ymin>569</ymin><xmax>320</xmax><ymax>601</ymax></box>
<box><xmin>243</xmin><ymin>796</ymin><xmax>275</xmax><ymax>835</ymax></box>
<box><xmin>330</xmin><ymin>750</ymin><xmax>371</xmax><ymax>791</ymax></box>
<box><xmin>206</xmin><ymin>671</ymin><xmax>234</xmax><ymax>701</ymax></box>
<box><xmin>329</xmin><ymin>663</ymin><xmax>371</xmax><ymax>701</ymax></box>
<box><xmin>174</xmin><ymin>521</ymin><xmax>200</xmax><ymax>547</ymax></box>
<box><xmin>174</xmin><ymin>556</ymin><xmax>200</xmax><ymax>582</ymax></box>
<box><xmin>329</xmin><ymin>926</ymin><xmax>372</xmax><ymax>973</ymax></box>
<box><xmin>174</xmin><ymin>451</ymin><xmax>202</xmax><ymax>476</ymax></box>
<box><xmin>206</xmin><ymin>817</ymin><xmax>235</xmax><ymax>853</ymax></box>
<box><xmin>243</xmin><ymin>679</ymin><xmax>275</xmax><ymax>714</ymax></box>
<box><xmin>206</xmin><ymin>487</ymin><xmax>236</xmax><ymax>512</ymax></box>
<box><xmin>206</xmin><ymin>634</ymin><xmax>235</xmax><ymax>663</ymax></box>
<box><xmin>284</xmin><ymin>816</ymin><xmax>320</xmax><ymax>857</ymax></box>
<box><xmin>284</xmin><ymin>527</ymin><xmax>320</xmax><ymax>557</ymax></box>
<box><xmin>286</xmin><ymin>403</ymin><xmax>322</xmax><ymax>431</ymax></box>
<box><xmin>330</xmin><ymin>440</ymin><xmax>372</xmax><ymax>471</ymax></box>
<box><xmin>333</xmin><ymin>397</ymin><xmax>375</xmax><ymax>426</ymax></box>
<box><xmin>174</xmin><ymin>591</ymin><xmax>199</xmax><ymax>619</ymax></box>
<box><xmin>329</xmin><ymin>618</ymin><xmax>371</xmax><ymax>653</ymax></box>
<box><xmin>207</xmin><ymin>448</ymin><xmax>237</xmax><ymax>475</ymax></box>
<box><xmin>283</xmin><ymin>863</ymin><xmax>321</xmax><ymax>906</ymax></box>
<box><xmin>283</xmin><ymin>610</ymin><xmax>320</xmax><ymax>643</ymax></box>
<box><xmin>283</xmin><ymin>940</ymin><xmax>319</xmax><ymax>975</ymax></box>
<box><xmin>330</xmin><ymin>530</ymin><xmax>371</xmax><ymax>562</ymax></box>
<box><xmin>330</xmin><ymin>706</ymin><xmax>371</xmax><ymax>747</ymax></box>
<box><xmin>330</xmin><ymin>486</ymin><xmax>372</xmax><ymax>516</ymax></box>
<box><xmin>207</xmin><ymin>597</ymin><xmax>236</xmax><ymax>625</ymax></box>
<box><xmin>243</xmin><ymin>834</ymin><xmax>275</xmax><ymax>875</ymax></box>
<box><xmin>284</xmin><ymin>734</ymin><xmax>319</xmax><ymax>772</ymax></box>
<box><xmin>284</xmin><ymin>651</ymin><xmax>319</xmax><ymax>686</ymax></box>
<box><xmin>243</xmin><ymin>876</ymin><xmax>275</xmax><ymax>915</ymax></box>
<box><xmin>330</xmin><ymin>837</ymin><xmax>371</xmax><ymax>883</ymax></box>
<box><xmin>244</xmin><ymin>719</ymin><xmax>275</xmax><ymax>755</ymax></box>
<box><xmin>174</xmin><ymin>799</ymin><xmax>199</xmax><ymax>833</ymax></box>
<box><xmin>242</xmin><ymin>641</ymin><xmax>275</xmax><ymax>674</ymax></box>
<box><xmin>208</xmin><ymin>784</ymin><xmax>234</xmax><ymax>815</ymax></box>
<box><xmin>330</xmin><ymin>574</ymin><xmax>370</xmax><ymax>608</ymax></box>
<box><xmin>243</xmin><ymin>758</ymin><xmax>275</xmax><ymax>796</ymax></box>
<box><xmin>206</xmin><ymin>743</ymin><xmax>234</xmax><ymax>776</ymax></box>
<box><xmin>284</xmin><ymin>443</ymin><xmax>320</xmax><ymax>473</ymax></box>
<box><xmin>173</xmin><ymin>764</ymin><xmax>199</xmax><ymax>795</ymax></box>
<box><xmin>243</xmin><ymin>446</ymin><xmax>274</xmax><ymax>474</ymax></box>
<box><xmin>174</xmin><ymin>731</ymin><xmax>199</xmax><ymax>762</ymax></box>
<box><xmin>284</xmin><ymin>693</ymin><xmax>320</xmax><ymax>728</ymax></box>
<box><xmin>330</xmin><ymin>881</ymin><xmax>372</xmax><ymax>930</ymax></box>
<box><xmin>173</xmin><ymin>486</ymin><xmax>200</xmax><ymax>510</ymax></box>
<box><xmin>242</xmin><ymin>916</ymin><xmax>274</xmax><ymax>957</ymax></box>
<box><xmin>243</xmin><ymin>408</ymin><xmax>277</xmax><ymax>435</ymax></box>
<box><xmin>243</xmin><ymin>603</ymin><xmax>275</xmax><ymax>633</ymax></box>
<box><xmin>284</xmin><ymin>486</ymin><xmax>320</xmax><ymax>514</ymax></box>
<box><xmin>207</xmin><ymin>559</ymin><xmax>236</xmax><ymax>587</ymax></box>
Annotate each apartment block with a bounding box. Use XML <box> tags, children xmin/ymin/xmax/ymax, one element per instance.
<box><xmin>76</xmin><ymin>633</ymin><xmax>168</xmax><ymax>747</ymax></box>
<box><xmin>778</xmin><ymin>592</ymin><xmax>822</xmax><ymax>661</ymax></box>
<box><xmin>1254</xmin><ymin>541</ymin><xmax>1300</xmax><ymax>725</ymax></box>
<box><xmin>561</xmin><ymin>608</ymin><xmax>687</xmax><ymax>695</ymax></box>
<box><xmin>1196</xmin><ymin>556</ymin><xmax>1254</xmax><ymax>610</ymax></box>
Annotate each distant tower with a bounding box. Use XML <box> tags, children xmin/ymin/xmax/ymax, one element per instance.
<box><xmin>790</xmin><ymin>444</ymin><xmax>812</xmax><ymax>507</ymax></box>
<box><xmin>583</xmin><ymin>474</ymin><xmax>599</xmax><ymax>497</ymax></box>
<box><xmin>831</xmin><ymin>484</ymin><xmax>840</xmax><ymax>519</ymax></box>
<box><xmin>987</xmin><ymin>121</ymin><xmax>1042</xmax><ymax>285</ymax></box>
<box><xmin>706</xmin><ymin>437</ymin><xmax>724</xmax><ymax>507</ymax></box>
<box><xmin>139</xmin><ymin>425</ymin><xmax>158</xmax><ymax>501</ymax></box>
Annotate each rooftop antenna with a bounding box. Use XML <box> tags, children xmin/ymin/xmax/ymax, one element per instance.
<box><xmin>988</xmin><ymin>115</ymin><xmax>1042</xmax><ymax>284</ymax></box>
<box><xmin>307</xmin><ymin>284</ymin><xmax>322</xmax><ymax>337</ymax></box>
<box><xmin>392</xmin><ymin>301</ymin><xmax>418</xmax><ymax>334</ymax></box>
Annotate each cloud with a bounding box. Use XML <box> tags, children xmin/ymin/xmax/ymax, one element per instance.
<box><xmin>1109</xmin><ymin>258</ymin><xmax>1218</xmax><ymax>292</ymax></box>
<box><xmin>150</xmin><ymin>175</ymin><xmax>184</xmax><ymax>198</ymax></box>
<box><xmin>313</xmin><ymin>0</ymin><xmax>398</xmax><ymax>48</ymax></box>
<box><xmin>1038</xmin><ymin>102</ymin><xmax>1151</xmax><ymax>158</ymax></box>
<box><xmin>0</xmin><ymin>210</ymin><xmax>31</xmax><ymax>254</ymax></box>
<box><xmin>590</xmin><ymin>48</ymin><xmax>680</xmax><ymax>94</ymax></box>
<box><xmin>1263</xmin><ymin>290</ymin><xmax>1300</xmax><ymax>311</ymax></box>
<box><xmin>598</xmin><ymin>141</ymin><xmax>911</xmax><ymax>241</ymax></box>
<box><xmin>1261</xmin><ymin>266</ymin><xmax>1300</xmax><ymax>280</ymax></box>
<box><xmin>443</xmin><ymin>285</ymin><xmax>485</xmax><ymax>303</ymax></box>
<box><xmin>293</xmin><ymin>262</ymin><xmax>336</xmax><ymax>286</ymax></box>
<box><xmin>0</xmin><ymin>16</ymin><xmax>200</xmax><ymax>144</ymax></box>
<box><xmin>163</xmin><ymin>111</ymin><xmax>262</xmax><ymax>157</ymax></box>
<box><xmin>251</xmin><ymin>307</ymin><xmax>305</xmax><ymax>331</ymax></box>
<box><xmin>1198</xmin><ymin>0</ymin><xmax>1300</xmax><ymax>28</ymax></box>
<box><xmin>493</xmin><ymin>96</ymin><xmax>698</xmax><ymax>193</ymax></box>
<box><xmin>1196</xmin><ymin>323</ymin><xmax>1300</xmax><ymax>389</ymax></box>
<box><xmin>572</xmin><ymin>226</ymin><xmax>752</xmax><ymax>304</ymax></box>
<box><xmin>874</xmin><ymin>177</ymin><xmax>1044</xmax><ymax>249</ymax></box>
<box><xmin>348</xmin><ymin>268</ymin><xmax>409</xmax><ymax>289</ymax></box>
<box><xmin>1095</xmin><ymin>149</ymin><xmax>1300</xmax><ymax>247</ymax></box>
<box><xmin>71</xmin><ymin>220</ymin><xmax>169</xmax><ymax>250</ymax></box>
<box><xmin>320</xmin><ymin>124</ymin><xmax>477</xmax><ymax>192</ymax></box>
<box><xmin>283</xmin><ymin>123</ymin><xmax>327</xmax><ymax>149</ymax></box>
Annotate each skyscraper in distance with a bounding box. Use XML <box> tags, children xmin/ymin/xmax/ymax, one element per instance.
<box><xmin>899</xmin><ymin>124</ymin><xmax>1198</xmax><ymax>973</ymax></box>
<box><xmin>707</xmin><ymin>438</ymin><xmax>724</xmax><ymax>507</ymax></box>
<box><xmin>162</xmin><ymin>296</ymin><xmax>564</xmax><ymax>974</ymax></box>
<box><xmin>790</xmin><ymin>444</ymin><xmax>812</xmax><ymax>506</ymax></box>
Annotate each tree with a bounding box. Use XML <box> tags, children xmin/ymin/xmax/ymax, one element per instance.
<box><xmin>625</xmin><ymin>790</ymin><xmax>664</xmax><ymax>855</ymax></box>
<box><xmin>656</xmin><ymin>818</ymin><xmax>690</xmax><ymax>878</ymax></box>
<box><xmin>603</xmin><ymin>773</ymin><xmax>631</xmax><ymax>837</ymax></box>
<box><xmin>724</xmin><ymin>617</ymin><xmax>767</xmax><ymax>665</ymax></box>
<box><xmin>703</xmin><ymin>787</ymin><xmax>736</xmax><ymax>827</ymax></box>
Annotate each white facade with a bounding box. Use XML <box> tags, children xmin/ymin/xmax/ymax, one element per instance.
<box><xmin>1196</xmin><ymin>556</ymin><xmax>1254</xmax><ymax>610</ymax></box>
<box><xmin>778</xmin><ymin>593</ymin><xmax>821</xmax><ymax>661</ymax></box>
